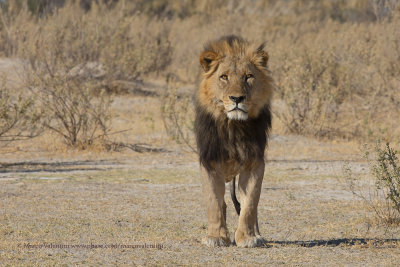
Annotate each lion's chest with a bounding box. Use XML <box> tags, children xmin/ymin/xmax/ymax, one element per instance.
<box><xmin>194</xmin><ymin>104</ymin><xmax>270</xmax><ymax>172</ymax></box>
<box><xmin>222</xmin><ymin>125</ymin><xmax>265</xmax><ymax>163</ymax></box>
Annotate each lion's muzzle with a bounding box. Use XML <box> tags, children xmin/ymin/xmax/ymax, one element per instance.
<box><xmin>227</xmin><ymin>95</ymin><xmax>248</xmax><ymax>120</ymax></box>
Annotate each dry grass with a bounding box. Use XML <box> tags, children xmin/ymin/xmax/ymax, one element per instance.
<box><xmin>162</xmin><ymin>0</ymin><xmax>400</xmax><ymax>141</ymax></box>
<box><xmin>0</xmin><ymin>0</ymin><xmax>399</xmax><ymax>145</ymax></box>
<box><xmin>1</xmin><ymin>1</ymin><xmax>172</xmax><ymax>148</ymax></box>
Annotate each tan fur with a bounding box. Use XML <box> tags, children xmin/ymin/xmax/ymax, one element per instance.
<box><xmin>195</xmin><ymin>36</ymin><xmax>273</xmax><ymax>247</ymax></box>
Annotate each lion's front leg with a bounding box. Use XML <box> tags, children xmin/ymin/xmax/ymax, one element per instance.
<box><xmin>200</xmin><ymin>166</ymin><xmax>231</xmax><ymax>247</ymax></box>
<box><xmin>235</xmin><ymin>160</ymin><xmax>266</xmax><ymax>248</ymax></box>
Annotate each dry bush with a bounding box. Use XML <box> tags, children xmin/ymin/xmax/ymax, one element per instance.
<box><xmin>16</xmin><ymin>1</ymin><xmax>172</xmax><ymax>84</ymax></box>
<box><xmin>0</xmin><ymin>1</ymin><xmax>172</xmax><ymax>148</ymax></box>
<box><xmin>0</xmin><ymin>1</ymin><xmax>172</xmax><ymax>75</ymax></box>
<box><xmin>27</xmin><ymin>76</ymin><xmax>113</xmax><ymax>148</ymax></box>
<box><xmin>161</xmin><ymin>74</ymin><xmax>196</xmax><ymax>152</ymax></box>
<box><xmin>0</xmin><ymin>77</ymin><xmax>42</xmax><ymax>142</ymax></box>
<box><xmin>273</xmin><ymin>44</ymin><xmax>347</xmax><ymax>137</ymax></box>
<box><xmin>0</xmin><ymin>2</ymin><xmax>33</xmax><ymax>56</ymax></box>
<box><xmin>345</xmin><ymin>142</ymin><xmax>400</xmax><ymax>225</ymax></box>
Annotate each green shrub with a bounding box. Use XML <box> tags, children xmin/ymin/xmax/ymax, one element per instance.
<box><xmin>345</xmin><ymin>142</ymin><xmax>400</xmax><ymax>225</ymax></box>
<box><xmin>373</xmin><ymin>143</ymin><xmax>400</xmax><ymax>217</ymax></box>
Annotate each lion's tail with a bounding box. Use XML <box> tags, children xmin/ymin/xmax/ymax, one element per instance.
<box><xmin>229</xmin><ymin>177</ymin><xmax>241</xmax><ymax>215</ymax></box>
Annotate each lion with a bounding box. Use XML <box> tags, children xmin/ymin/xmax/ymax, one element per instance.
<box><xmin>194</xmin><ymin>35</ymin><xmax>273</xmax><ymax>248</ymax></box>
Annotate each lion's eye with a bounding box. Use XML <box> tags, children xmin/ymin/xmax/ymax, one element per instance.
<box><xmin>220</xmin><ymin>74</ymin><xmax>228</xmax><ymax>81</ymax></box>
<box><xmin>245</xmin><ymin>74</ymin><xmax>254</xmax><ymax>81</ymax></box>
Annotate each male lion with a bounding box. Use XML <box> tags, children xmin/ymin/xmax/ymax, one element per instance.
<box><xmin>194</xmin><ymin>35</ymin><xmax>272</xmax><ymax>248</ymax></box>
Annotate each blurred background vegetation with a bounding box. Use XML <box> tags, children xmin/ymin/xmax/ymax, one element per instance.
<box><xmin>0</xmin><ymin>0</ymin><xmax>399</xmax><ymax>148</ymax></box>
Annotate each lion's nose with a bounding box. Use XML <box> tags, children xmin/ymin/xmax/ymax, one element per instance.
<box><xmin>229</xmin><ymin>95</ymin><xmax>246</xmax><ymax>104</ymax></box>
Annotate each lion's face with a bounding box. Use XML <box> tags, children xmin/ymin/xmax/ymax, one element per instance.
<box><xmin>198</xmin><ymin>37</ymin><xmax>272</xmax><ymax>121</ymax></box>
<box><xmin>213</xmin><ymin>57</ymin><xmax>267</xmax><ymax>121</ymax></box>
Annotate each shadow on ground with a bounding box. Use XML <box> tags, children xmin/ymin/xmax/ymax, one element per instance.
<box><xmin>0</xmin><ymin>160</ymin><xmax>118</xmax><ymax>173</ymax></box>
<box><xmin>266</xmin><ymin>238</ymin><xmax>400</xmax><ymax>248</ymax></box>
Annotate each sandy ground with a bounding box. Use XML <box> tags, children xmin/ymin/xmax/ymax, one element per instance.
<box><xmin>1</xmin><ymin>58</ymin><xmax>400</xmax><ymax>265</ymax></box>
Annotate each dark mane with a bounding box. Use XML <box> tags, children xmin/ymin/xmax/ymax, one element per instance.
<box><xmin>194</xmin><ymin>103</ymin><xmax>272</xmax><ymax>171</ymax></box>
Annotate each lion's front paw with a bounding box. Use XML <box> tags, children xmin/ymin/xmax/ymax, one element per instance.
<box><xmin>235</xmin><ymin>234</ymin><xmax>267</xmax><ymax>248</ymax></box>
<box><xmin>202</xmin><ymin>236</ymin><xmax>231</xmax><ymax>247</ymax></box>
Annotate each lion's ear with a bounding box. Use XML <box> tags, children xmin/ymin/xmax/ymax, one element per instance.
<box><xmin>256</xmin><ymin>44</ymin><xmax>269</xmax><ymax>68</ymax></box>
<box><xmin>199</xmin><ymin>51</ymin><xmax>218</xmax><ymax>72</ymax></box>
